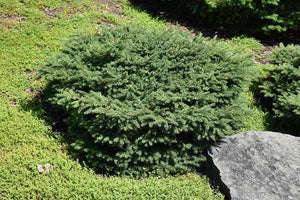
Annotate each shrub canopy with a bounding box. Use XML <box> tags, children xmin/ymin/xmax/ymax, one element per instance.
<box><xmin>271</xmin><ymin>44</ymin><xmax>300</xmax><ymax>66</ymax></box>
<box><xmin>258</xmin><ymin>44</ymin><xmax>300</xmax><ymax>135</ymax></box>
<box><xmin>160</xmin><ymin>0</ymin><xmax>299</xmax><ymax>34</ymax></box>
<box><xmin>40</xmin><ymin>25</ymin><xmax>254</xmax><ymax>176</ymax></box>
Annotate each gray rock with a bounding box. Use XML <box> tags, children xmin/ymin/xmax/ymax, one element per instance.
<box><xmin>205</xmin><ymin>131</ymin><xmax>300</xmax><ymax>200</ymax></box>
<box><xmin>37</xmin><ymin>163</ymin><xmax>55</xmax><ymax>174</ymax></box>
<box><xmin>37</xmin><ymin>164</ymin><xmax>44</xmax><ymax>173</ymax></box>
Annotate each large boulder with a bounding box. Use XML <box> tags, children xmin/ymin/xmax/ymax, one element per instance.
<box><xmin>205</xmin><ymin>131</ymin><xmax>300</xmax><ymax>200</ymax></box>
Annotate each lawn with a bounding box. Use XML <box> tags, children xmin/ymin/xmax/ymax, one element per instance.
<box><xmin>0</xmin><ymin>0</ymin><xmax>225</xmax><ymax>199</ymax></box>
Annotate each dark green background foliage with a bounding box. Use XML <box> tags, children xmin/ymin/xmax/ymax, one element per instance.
<box><xmin>161</xmin><ymin>0</ymin><xmax>299</xmax><ymax>34</ymax></box>
<box><xmin>40</xmin><ymin>25</ymin><xmax>254</xmax><ymax>176</ymax></box>
<box><xmin>258</xmin><ymin>45</ymin><xmax>300</xmax><ymax>135</ymax></box>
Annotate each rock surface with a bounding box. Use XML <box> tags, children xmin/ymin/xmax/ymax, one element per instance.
<box><xmin>205</xmin><ymin>131</ymin><xmax>300</xmax><ymax>200</ymax></box>
<box><xmin>37</xmin><ymin>163</ymin><xmax>55</xmax><ymax>174</ymax></box>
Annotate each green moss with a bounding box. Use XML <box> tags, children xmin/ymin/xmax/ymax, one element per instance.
<box><xmin>229</xmin><ymin>36</ymin><xmax>263</xmax><ymax>52</ymax></box>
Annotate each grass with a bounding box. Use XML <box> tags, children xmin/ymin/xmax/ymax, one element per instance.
<box><xmin>0</xmin><ymin>0</ymin><xmax>224</xmax><ymax>199</ymax></box>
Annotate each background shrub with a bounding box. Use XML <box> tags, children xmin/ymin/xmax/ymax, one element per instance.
<box><xmin>271</xmin><ymin>44</ymin><xmax>300</xmax><ymax>65</ymax></box>
<box><xmin>160</xmin><ymin>0</ymin><xmax>299</xmax><ymax>34</ymax></box>
<box><xmin>257</xmin><ymin>44</ymin><xmax>300</xmax><ymax>135</ymax></box>
<box><xmin>40</xmin><ymin>25</ymin><xmax>254</xmax><ymax>177</ymax></box>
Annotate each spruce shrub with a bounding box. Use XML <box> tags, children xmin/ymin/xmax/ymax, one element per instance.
<box><xmin>40</xmin><ymin>25</ymin><xmax>254</xmax><ymax>176</ymax></box>
<box><xmin>271</xmin><ymin>44</ymin><xmax>300</xmax><ymax>65</ymax></box>
<box><xmin>258</xmin><ymin>44</ymin><xmax>300</xmax><ymax>134</ymax></box>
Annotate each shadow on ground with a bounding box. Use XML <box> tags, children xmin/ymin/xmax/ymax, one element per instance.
<box><xmin>129</xmin><ymin>0</ymin><xmax>300</xmax><ymax>46</ymax></box>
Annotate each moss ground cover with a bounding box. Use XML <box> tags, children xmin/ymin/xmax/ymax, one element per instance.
<box><xmin>0</xmin><ymin>0</ymin><xmax>224</xmax><ymax>199</ymax></box>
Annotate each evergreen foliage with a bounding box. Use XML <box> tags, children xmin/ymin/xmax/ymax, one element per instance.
<box><xmin>258</xmin><ymin>45</ymin><xmax>300</xmax><ymax>135</ymax></box>
<box><xmin>271</xmin><ymin>44</ymin><xmax>300</xmax><ymax>65</ymax></box>
<box><xmin>40</xmin><ymin>25</ymin><xmax>254</xmax><ymax>176</ymax></box>
<box><xmin>160</xmin><ymin>0</ymin><xmax>299</xmax><ymax>34</ymax></box>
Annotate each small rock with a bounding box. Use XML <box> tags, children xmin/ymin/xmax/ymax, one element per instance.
<box><xmin>37</xmin><ymin>164</ymin><xmax>44</xmax><ymax>173</ymax></box>
<box><xmin>37</xmin><ymin>163</ymin><xmax>55</xmax><ymax>174</ymax></box>
<box><xmin>44</xmin><ymin>163</ymin><xmax>55</xmax><ymax>172</ymax></box>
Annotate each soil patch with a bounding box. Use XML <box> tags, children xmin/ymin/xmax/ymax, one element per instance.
<box><xmin>44</xmin><ymin>7</ymin><xmax>64</xmax><ymax>18</ymax></box>
<box><xmin>93</xmin><ymin>0</ymin><xmax>123</xmax><ymax>17</ymax></box>
<box><xmin>0</xmin><ymin>16</ymin><xmax>25</xmax><ymax>29</ymax></box>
